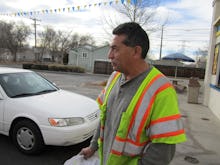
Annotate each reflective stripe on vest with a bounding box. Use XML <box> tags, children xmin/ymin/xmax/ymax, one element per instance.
<box><xmin>97</xmin><ymin>89</ymin><xmax>105</xmax><ymax>106</ymax></box>
<box><xmin>128</xmin><ymin>74</ymin><xmax>171</xmax><ymax>142</ymax></box>
<box><xmin>97</xmin><ymin>71</ymin><xmax>121</xmax><ymax>142</ymax></box>
<box><xmin>110</xmin><ymin>68</ymin><xmax>184</xmax><ymax>156</ymax></box>
<box><xmin>96</xmin><ymin>71</ymin><xmax>121</xmax><ymax>108</ymax></box>
<box><xmin>110</xmin><ymin>71</ymin><xmax>169</xmax><ymax>156</ymax></box>
<box><xmin>111</xmin><ymin>136</ymin><xmax>149</xmax><ymax>156</ymax></box>
<box><xmin>147</xmin><ymin>114</ymin><xmax>184</xmax><ymax>139</ymax></box>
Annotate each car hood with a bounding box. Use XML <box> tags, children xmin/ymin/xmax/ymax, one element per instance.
<box><xmin>10</xmin><ymin>89</ymin><xmax>99</xmax><ymax>118</ymax></box>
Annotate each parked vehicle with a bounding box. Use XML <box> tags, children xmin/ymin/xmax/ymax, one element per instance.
<box><xmin>0</xmin><ymin>67</ymin><xmax>99</xmax><ymax>154</ymax></box>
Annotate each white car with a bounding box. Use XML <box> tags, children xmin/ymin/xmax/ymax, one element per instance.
<box><xmin>0</xmin><ymin>67</ymin><xmax>99</xmax><ymax>154</ymax></box>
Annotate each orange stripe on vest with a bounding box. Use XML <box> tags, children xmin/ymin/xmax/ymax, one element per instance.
<box><xmin>127</xmin><ymin>74</ymin><xmax>163</xmax><ymax>137</ymax></box>
<box><xmin>150</xmin><ymin>129</ymin><xmax>185</xmax><ymax>139</ymax></box>
<box><xmin>115</xmin><ymin>136</ymin><xmax>148</xmax><ymax>146</ymax></box>
<box><xmin>149</xmin><ymin>114</ymin><xmax>181</xmax><ymax>127</ymax></box>
<box><xmin>136</xmin><ymin>82</ymin><xmax>173</xmax><ymax>141</ymax></box>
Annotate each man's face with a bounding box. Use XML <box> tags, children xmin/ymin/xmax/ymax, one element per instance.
<box><xmin>108</xmin><ymin>35</ymin><xmax>135</xmax><ymax>73</ymax></box>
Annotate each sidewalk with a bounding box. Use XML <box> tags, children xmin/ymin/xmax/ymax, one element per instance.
<box><xmin>170</xmin><ymin>88</ymin><xmax>220</xmax><ymax>165</ymax></box>
<box><xmin>1</xmin><ymin>64</ymin><xmax>220</xmax><ymax>164</ymax></box>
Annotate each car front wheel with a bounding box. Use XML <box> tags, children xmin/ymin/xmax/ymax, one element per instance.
<box><xmin>12</xmin><ymin>120</ymin><xmax>44</xmax><ymax>154</ymax></box>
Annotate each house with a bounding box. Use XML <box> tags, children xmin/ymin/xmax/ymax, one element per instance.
<box><xmin>204</xmin><ymin>0</ymin><xmax>220</xmax><ymax>119</ymax></box>
<box><xmin>0</xmin><ymin>47</ymin><xmax>35</xmax><ymax>62</ymax></box>
<box><xmin>17</xmin><ymin>47</ymin><xmax>35</xmax><ymax>61</ymax></box>
<box><xmin>0</xmin><ymin>48</ymin><xmax>11</xmax><ymax>61</ymax></box>
<box><xmin>0</xmin><ymin>47</ymin><xmax>56</xmax><ymax>62</ymax></box>
<box><xmin>68</xmin><ymin>44</ymin><xmax>109</xmax><ymax>72</ymax></box>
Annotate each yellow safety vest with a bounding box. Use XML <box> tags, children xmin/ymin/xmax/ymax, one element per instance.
<box><xmin>96</xmin><ymin>67</ymin><xmax>186</xmax><ymax>165</ymax></box>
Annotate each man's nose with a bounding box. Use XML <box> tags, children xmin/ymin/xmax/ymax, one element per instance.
<box><xmin>108</xmin><ymin>49</ymin><xmax>113</xmax><ymax>59</ymax></box>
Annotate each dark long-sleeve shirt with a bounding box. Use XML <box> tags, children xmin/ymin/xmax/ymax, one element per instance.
<box><xmin>90</xmin><ymin>68</ymin><xmax>176</xmax><ymax>165</ymax></box>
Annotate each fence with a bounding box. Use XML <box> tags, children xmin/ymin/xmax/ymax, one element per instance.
<box><xmin>93</xmin><ymin>61</ymin><xmax>205</xmax><ymax>79</ymax></box>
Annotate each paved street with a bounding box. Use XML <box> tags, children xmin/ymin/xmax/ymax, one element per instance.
<box><xmin>1</xmin><ymin>67</ymin><xmax>220</xmax><ymax>165</ymax></box>
<box><xmin>0</xmin><ymin>134</ymin><xmax>90</xmax><ymax>165</ymax></box>
<box><xmin>38</xmin><ymin>71</ymin><xmax>108</xmax><ymax>100</ymax></box>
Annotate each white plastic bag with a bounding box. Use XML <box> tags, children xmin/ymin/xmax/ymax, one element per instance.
<box><xmin>64</xmin><ymin>153</ymin><xmax>100</xmax><ymax>165</ymax></box>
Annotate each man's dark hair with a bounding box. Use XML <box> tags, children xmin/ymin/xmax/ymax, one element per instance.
<box><xmin>112</xmin><ymin>22</ymin><xmax>150</xmax><ymax>59</ymax></box>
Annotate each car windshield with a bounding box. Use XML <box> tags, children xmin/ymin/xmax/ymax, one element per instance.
<box><xmin>0</xmin><ymin>72</ymin><xmax>58</xmax><ymax>98</ymax></box>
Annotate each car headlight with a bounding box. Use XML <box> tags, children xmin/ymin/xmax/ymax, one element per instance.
<box><xmin>48</xmin><ymin>117</ymin><xmax>85</xmax><ymax>127</ymax></box>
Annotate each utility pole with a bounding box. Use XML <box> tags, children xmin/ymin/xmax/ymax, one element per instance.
<box><xmin>30</xmin><ymin>18</ymin><xmax>40</xmax><ymax>48</ymax></box>
<box><xmin>159</xmin><ymin>25</ymin><xmax>164</xmax><ymax>60</ymax></box>
<box><xmin>30</xmin><ymin>18</ymin><xmax>40</xmax><ymax>61</ymax></box>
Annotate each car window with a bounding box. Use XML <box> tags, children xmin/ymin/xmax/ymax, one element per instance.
<box><xmin>0</xmin><ymin>72</ymin><xmax>58</xmax><ymax>98</ymax></box>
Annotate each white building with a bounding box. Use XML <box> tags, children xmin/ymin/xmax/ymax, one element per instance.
<box><xmin>68</xmin><ymin>45</ymin><xmax>109</xmax><ymax>72</ymax></box>
<box><xmin>204</xmin><ymin>0</ymin><xmax>220</xmax><ymax>119</ymax></box>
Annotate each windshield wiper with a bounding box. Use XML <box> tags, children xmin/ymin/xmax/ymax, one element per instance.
<box><xmin>35</xmin><ymin>89</ymin><xmax>57</xmax><ymax>95</ymax></box>
<box><xmin>11</xmin><ymin>93</ymin><xmax>36</xmax><ymax>98</ymax></box>
<box><xmin>11</xmin><ymin>89</ymin><xmax>57</xmax><ymax>98</ymax></box>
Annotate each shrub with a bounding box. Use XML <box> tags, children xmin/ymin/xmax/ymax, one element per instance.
<box><xmin>22</xmin><ymin>63</ymin><xmax>85</xmax><ymax>73</ymax></box>
<box><xmin>22</xmin><ymin>63</ymin><xmax>33</xmax><ymax>69</ymax></box>
<box><xmin>48</xmin><ymin>64</ymin><xmax>85</xmax><ymax>73</ymax></box>
<box><xmin>31</xmin><ymin>64</ymin><xmax>48</xmax><ymax>70</ymax></box>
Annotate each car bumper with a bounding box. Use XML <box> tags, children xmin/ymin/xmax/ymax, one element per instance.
<box><xmin>40</xmin><ymin>119</ymin><xmax>99</xmax><ymax>146</ymax></box>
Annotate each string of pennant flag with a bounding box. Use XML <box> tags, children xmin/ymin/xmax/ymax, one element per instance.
<box><xmin>0</xmin><ymin>0</ymin><xmax>137</xmax><ymax>17</ymax></box>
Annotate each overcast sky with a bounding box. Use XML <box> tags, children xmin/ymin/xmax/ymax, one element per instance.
<box><xmin>0</xmin><ymin>0</ymin><xmax>214</xmax><ymax>59</ymax></box>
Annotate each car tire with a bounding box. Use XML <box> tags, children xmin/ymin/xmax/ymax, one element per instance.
<box><xmin>12</xmin><ymin>120</ymin><xmax>44</xmax><ymax>154</ymax></box>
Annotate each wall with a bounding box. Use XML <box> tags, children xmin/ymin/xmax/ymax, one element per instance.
<box><xmin>68</xmin><ymin>45</ymin><xmax>109</xmax><ymax>72</ymax></box>
<box><xmin>204</xmin><ymin>0</ymin><xmax>220</xmax><ymax>120</ymax></box>
<box><xmin>154</xmin><ymin>65</ymin><xmax>205</xmax><ymax>79</ymax></box>
<box><xmin>92</xmin><ymin>45</ymin><xmax>109</xmax><ymax>72</ymax></box>
<box><xmin>68</xmin><ymin>47</ymin><xmax>93</xmax><ymax>71</ymax></box>
<box><xmin>209</xmin><ymin>86</ymin><xmax>220</xmax><ymax>119</ymax></box>
<box><xmin>93</xmin><ymin>61</ymin><xmax>205</xmax><ymax>77</ymax></box>
<box><xmin>94</xmin><ymin>60</ymin><xmax>113</xmax><ymax>74</ymax></box>
<box><xmin>68</xmin><ymin>50</ymin><xmax>77</xmax><ymax>66</ymax></box>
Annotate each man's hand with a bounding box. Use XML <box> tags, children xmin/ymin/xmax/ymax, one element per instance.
<box><xmin>80</xmin><ymin>147</ymin><xmax>96</xmax><ymax>159</ymax></box>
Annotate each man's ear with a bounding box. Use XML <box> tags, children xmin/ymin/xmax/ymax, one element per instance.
<box><xmin>133</xmin><ymin>46</ymin><xmax>142</xmax><ymax>59</ymax></box>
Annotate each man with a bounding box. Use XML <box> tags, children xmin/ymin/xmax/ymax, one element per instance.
<box><xmin>80</xmin><ymin>22</ymin><xmax>186</xmax><ymax>165</ymax></box>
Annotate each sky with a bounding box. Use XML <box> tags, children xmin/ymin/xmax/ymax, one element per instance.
<box><xmin>0</xmin><ymin>0</ymin><xmax>214</xmax><ymax>60</ymax></box>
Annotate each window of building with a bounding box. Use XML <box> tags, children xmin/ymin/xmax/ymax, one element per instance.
<box><xmin>212</xmin><ymin>44</ymin><xmax>219</xmax><ymax>75</ymax></box>
<box><xmin>216</xmin><ymin>25</ymin><xmax>220</xmax><ymax>37</ymax></box>
<box><xmin>211</xmin><ymin>18</ymin><xmax>220</xmax><ymax>90</ymax></box>
<box><xmin>217</xmin><ymin>25</ymin><xmax>220</xmax><ymax>31</ymax></box>
<box><xmin>82</xmin><ymin>52</ymin><xmax>87</xmax><ymax>59</ymax></box>
<box><xmin>212</xmin><ymin>44</ymin><xmax>220</xmax><ymax>88</ymax></box>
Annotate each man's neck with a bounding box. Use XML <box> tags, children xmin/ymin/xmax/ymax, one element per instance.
<box><xmin>124</xmin><ymin>62</ymin><xmax>150</xmax><ymax>81</ymax></box>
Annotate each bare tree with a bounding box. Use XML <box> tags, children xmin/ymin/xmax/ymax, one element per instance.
<box><xmin>0</xmin><ymin>21</ymin><xmax>7</xmax><ymax>48</ymax></box>
<box><xmin>69</xmin><ymin>33</ymin><xmax>80</xmax><ymax>48</ymax></box>
<box><xmin>39</xmin><ymin>27</ymin><xmax>96</xmax><ymax>63</ymax></box>
<box><xmin>69</xmin><ymin>33</ymin><xmax>95</xmax><ymax>48</ymax></box>
<box><xmin>195</xmin><ymin>47</ymin><xmax>208</xmax><ymax>61</ymax></box>
<box><xmin>0</xmin><ymin>21</ymin><xmax>31</xmax><ymax>61</ymax></box>
<box><xmin>79</xmin><ymin>35</ymin><xmax>95</xmax><ymax>46</ymax></box>
<box><xmin>119</xmin><ymin>0</ymin><xmax>159</xmax><ymax>26</ymax></box>
<box><xmin>52</xmin><ymin>30</ymin><xmax>71</xmax><ymax>63</ymax></box>
<box><xmin>102</xmin><ymin>0</ymin><xmax>161</xmax><ymax>35</ymax></box>
<box><xmin>39</xmin><ymin>26</ymin><xmax>56</xmax><ymax>62</ymax></box>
